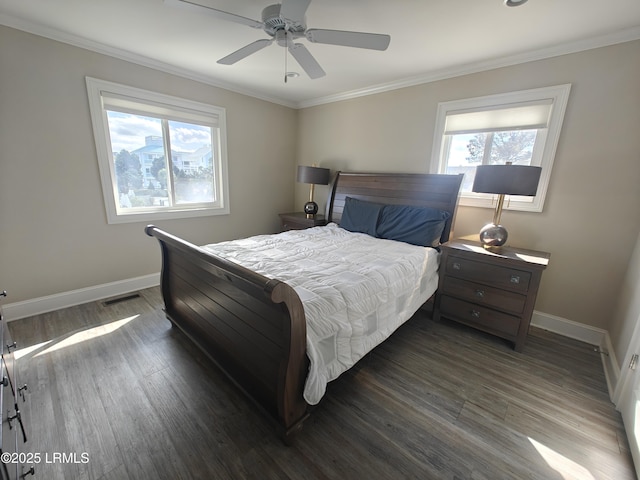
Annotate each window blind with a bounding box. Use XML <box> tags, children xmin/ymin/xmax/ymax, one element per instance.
<box><xmin>101</xmin><ymin>91</ymin><xmax>220</xmax><ymax>127</ymax></box>
<box><xmin>444</xmin><ymin>99</ymin><xmax>553</xmax><ymax>135</ymax></box>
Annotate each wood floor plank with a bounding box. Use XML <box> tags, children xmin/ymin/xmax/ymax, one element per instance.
<box><xmin>9</xmin><ymin>287</ymin><xmax>637</xmax><ymax>480</ymax></box>
<box><xmin>504</xmin><ymin>402</ymin><xmax>635</xmax><ymax>480</ymax></box>
<box><xmin>90</xmin><ymin>342</ymin><xmax>188</xmax><ymax>480</ymax></box>
<box><xmin>456</xmin><ymin>400</ymin><xmax>567</xmax><ymax>480</ymax></box>
<box><xmin>327</xmin><ymin>366</ymin><xmax>549</xmax><ymax>480</ymax></box>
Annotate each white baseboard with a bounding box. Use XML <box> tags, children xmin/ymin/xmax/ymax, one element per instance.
<box><xmin>2</xmin><ymin>273</ymin><xmax>160</xmax><ymax>322</ymax></box>
<box><xmin>531</xmin><ymin>310</ymin><xmax>606</xmax><ymax>345</ymax></box>
<box><xmin>531</xmin><ymin>310</ymin><xmax>619</xmax><ymax>402</ymax></box>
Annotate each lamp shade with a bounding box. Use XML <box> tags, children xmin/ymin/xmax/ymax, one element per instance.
<box><xmin>472</xmin><ymin>164</ymin><xmax>541</xmax><ymax>196</ymax></box>
<box><xmin>297</xmin><ymin>165</ymin><xmax>330</xmax><ymax>185</ymax></box>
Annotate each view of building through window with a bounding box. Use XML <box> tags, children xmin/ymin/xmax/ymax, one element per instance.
<box><xmin>106</xmin><ymin>111</ymin><xmax>215</xmax><ymax>210</ymax></box>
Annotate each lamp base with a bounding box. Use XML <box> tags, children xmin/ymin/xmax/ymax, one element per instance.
<box><xmin>479</xmin><ymin>223</ymin><xmax>508</xmax><ymax>247</ymax></box>
<box><xmin>304</xmin><ymin>201</ymin><xmax>318</xmax><ymax>219</ymax></box>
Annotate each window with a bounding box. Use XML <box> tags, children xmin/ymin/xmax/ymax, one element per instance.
<box><xmin>430</xmin><ymin>84</ymin><xmax>571</xmax><ymax>212</ymax></box>
<box><xmin>86</xmin><ymin>77</ymin><xmax>229</xmax><ymax>224</ymax></box>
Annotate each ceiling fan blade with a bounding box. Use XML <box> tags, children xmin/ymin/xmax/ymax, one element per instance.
<box><xmin>217</xmin><ymin>39</ymin><xmax>273</xmax><ymax>65</ymax></box>
<box><xmin>306</xmin><ymin>29</ymin><xmax>391</xmax><ymax>51</ymax></box>
<box><xmin>164</xmin><ymin>0</ymin><xmax>263</xmax><ymax>29</ymax></box>
<box><xmin>280</xmin><ymin>0</ymin><xmax>311</xmax><ymax>23</ymax></box>
<box><xmin>287</xmin><ymin>42</ymin><xmax>326</xmax><ymax>79</ymax></box>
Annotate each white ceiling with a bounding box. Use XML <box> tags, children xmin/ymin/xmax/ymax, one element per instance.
<box><xmin>1</xmin><ymin>0</ymin><xmax>639</xmax><ymax>108</ymax></box>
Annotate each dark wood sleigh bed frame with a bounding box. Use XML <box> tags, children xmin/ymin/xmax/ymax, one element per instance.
<box><xmin>145</xmin><ymin>172</ymin><xmax>463</xmax><ymax>443</ymax></box>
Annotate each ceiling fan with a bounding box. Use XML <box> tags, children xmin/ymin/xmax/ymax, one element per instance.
<box><xmin>165</xmin><ymin>0</ymin><xmax>391</xmax><ymax>80</ymax></box>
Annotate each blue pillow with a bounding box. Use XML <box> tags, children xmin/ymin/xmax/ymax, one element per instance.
<box><xmin>376</xmin><ymin>204</ymin><xmax>451</xmax><ymax>247</ymax></box>
<box><xmin>339</xmin><ymin>197</ymin><xmax>383</xmax><ymax>236</ymax></box>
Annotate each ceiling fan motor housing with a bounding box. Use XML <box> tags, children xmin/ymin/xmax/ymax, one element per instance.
<box><xmin>262</xmin><ymin>4</ymin><xmax>306</xmax><ymax>38</ymax></box>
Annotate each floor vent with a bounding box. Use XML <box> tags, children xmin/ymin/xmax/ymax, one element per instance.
<box><xmin>102</xmin><ymin>293</ymin><xmax>141</xmax><ymax>306</ymax></box>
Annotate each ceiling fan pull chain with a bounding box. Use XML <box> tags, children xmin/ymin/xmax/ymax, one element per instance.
<box><xmin>284</xmin><ymin>30</ymin><xmax>288</xmax><ymax>83</ymax></box>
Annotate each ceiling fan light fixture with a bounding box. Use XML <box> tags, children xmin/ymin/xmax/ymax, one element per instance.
<box><xmin>504</xmin><ymin>0</ymin><xmax>528</xmax><ymax>6</ymax></box>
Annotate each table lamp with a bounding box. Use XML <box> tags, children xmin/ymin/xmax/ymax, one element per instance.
<box><xmin>472</xmin><ymin>163</ymin><xmax>542</xmax><ymax>247</ymax></box>
<box><xmin>297</xmin><ymin>165</ymin><xmax>331</xmax><ymax>218</ymax></box>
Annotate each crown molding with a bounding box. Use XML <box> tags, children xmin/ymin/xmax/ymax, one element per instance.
<box><xmin>296</xmin><ymin>27</ymin><xmax>640</xmax><ymax>108</ymax></box>
<box><xmin>2</xmin><ymin>13</ymin><xmax>639</xmax><ymax>110</ymax></box>
<box><xmin>0</xmin><ymin>14</ymin><xmax>297</xmax><ymax>109</ymax></box>
<box><xmin>296</xmin><ymin>26</ymin><xmax>640</xmax><ymax>108</ymax></box>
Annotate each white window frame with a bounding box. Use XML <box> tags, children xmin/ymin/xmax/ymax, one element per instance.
<box><xmin>430</xmin><ymin>84</ymin><xmax>571</xmax><ymax>212</ymax></box>
<box><xmin>86</xmin><ymin>77</ymin><xmax>230</xmax><ymax>224</ymax></box>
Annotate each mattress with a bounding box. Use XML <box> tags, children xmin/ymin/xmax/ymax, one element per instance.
<box><xmin>202</xmin><ymin>223</ymin><xmax>440</xmax><ymax>405</ymax></box>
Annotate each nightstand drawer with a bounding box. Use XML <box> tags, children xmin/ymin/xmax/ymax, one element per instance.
<box><xmin>281</xmin><ymin>220</ymin><xmax>309</xmax><ymax>231</ymax></box>
<box><xmin>279</xmin><ymin>212</ymin><xmax>326</xmax><ymax>232</ymax></box>
<box><xmin>439</xmin><ymin>295</ymin><xmax>520</xmax><ymax>337</ymax></box>
<box><xmin>441</xmin><ymin>276</ymin><xmax>527</xmax><ymax>315</ymax></box>
<box><xmin>444</xmin><ymin>255</ymin><xmax>531</xmax><ymax>293</ymax></box>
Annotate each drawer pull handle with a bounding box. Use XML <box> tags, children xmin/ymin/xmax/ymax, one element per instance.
<box><xmin>452</xmin><ymin>262</ymin><xmax>461</xmax><ymax>270</ymax></box>
<box><xmin>18</xmin><ymin>383</ymin><xmax>28</xmax><ymax>402</ymax></box>
<box><xmin>6</xmin><ymin>341</ymin><xmax>16</xmax><ymax>353</ymax></box>
<box><xmin>475</xmin><ymin>289</ymin><xmax>485</xmax><ymax>298</ymax></box>
<box><xmin>510</xmin><ymin>275</ymin><xmax>520</xmax><ymax>284</ymax></box>
<box><xmin>0</xmin><ymin>376</ymin><xmax>7</xmax><ymax>388</ymax></box>
<box><xmin>470</xmin><ymin>310</ymin><xmax>481</xmax><ymax>318</ymax></box>
<box><xmin>7</xmin><ymin>409</ymin><xmax>20</xmax><ymax>429</ymax></box>
<box><xmin>6</xmin><ymin>408</ymin><xmax>27</xmax><ymax>443</ymax></box>
<box><xmin>22</xmin><ymin>466</ymin><xmax>35</xmax><ymax>477</ymax></box>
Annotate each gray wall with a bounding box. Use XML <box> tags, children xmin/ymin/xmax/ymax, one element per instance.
<box><xmin>0</xmin><ymin>26</ymin><xmax>298</xmax><ymax>303</ymax></box>
<box><xmin>296</xmin><ymin>40</ymin><xmax>640</xmax><ymax>338</ymax></box>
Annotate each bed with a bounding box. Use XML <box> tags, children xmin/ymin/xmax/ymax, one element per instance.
<box><xmin>145</xmin><ymin>171</ymin><xmax>463</xmax><ymax>443</ymax></box>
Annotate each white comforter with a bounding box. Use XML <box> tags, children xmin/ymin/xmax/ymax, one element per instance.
<box><xmin>202</xmin><ymin>223</ymin><xmax>440</xmax><ymax>405</ymax></box>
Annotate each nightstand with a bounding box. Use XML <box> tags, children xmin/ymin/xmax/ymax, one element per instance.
<box><xmin>278</xmin><ymin>212</ymin><xmax>327</xmax><ymax>231</ymax></box>
<box><xmin>433</xmin><ymin>239</ymin><xmax>550</xmax><ymax>352</ymax></box>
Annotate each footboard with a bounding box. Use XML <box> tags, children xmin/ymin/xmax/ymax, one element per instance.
<box><xmin>145</xmin><ymin>225</ymin><xmax>309</xmax><ymax>442</ymax></box>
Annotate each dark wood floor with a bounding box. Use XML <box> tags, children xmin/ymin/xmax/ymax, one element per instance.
<box><xmin>8</xmin><ymin>287</ymin><xmax>637</xmax><ymax>480</ymax></box>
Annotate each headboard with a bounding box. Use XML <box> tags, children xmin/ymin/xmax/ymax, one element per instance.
<box><xmin>325</xmin><ymin>172</ymin><xmax>464</xmax><ymax>244</ymax></box>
